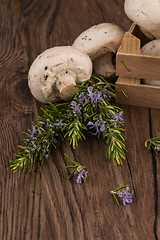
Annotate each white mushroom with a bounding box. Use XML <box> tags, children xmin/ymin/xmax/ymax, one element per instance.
<box><xmin>124</xmin><ymin>0</ymin><xmax>160</xmax><ymax>39</ymax></box>
<box><xmin>72</xmin><ymin>23</ymin><xmax>124</xmax><ymax>78</ymax></box>
<box><xmin>141</xmin><ymin>40</ymin><xmax>160</xmax><ymax>85</ymax></box>
<box><xmin>93</xmin><ymin>52</ymin><xmax>115</xmax><ymax>78</ymax></box>
<box><xmin>28</xmin><ymin>46</ymin><xmax>92</xmax><ymax>103</ymax></box>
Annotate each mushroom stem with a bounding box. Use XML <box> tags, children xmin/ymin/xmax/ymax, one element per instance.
<box><xmin>41</xmin><ymin>74</ymin><xmax>57</xmax><ymax>99</ymax></box>
<box><xmin>56</xmin><ymin>70</ymin><xmax>78</xmax><ymax>100</ymax></box>
<box><xmin>93</xmin><ymin>52</ymin><xmax>115</xmax><ymax>78</ymax></box>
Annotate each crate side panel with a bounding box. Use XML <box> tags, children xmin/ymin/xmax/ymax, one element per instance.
<box><xmin>116</xmin><ymin>81</ymin><xmax>160</xmax><ymax>109</ymax></box>
<box><xmin>116</xmin><ymin>54</ymin><xmax>160</xmax><ymax>81</ymax></box>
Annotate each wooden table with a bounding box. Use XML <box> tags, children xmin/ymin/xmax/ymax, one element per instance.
<box><xmin>1</xmin><ymin>0</ymin><xmax>160</xmax><ymax>239</ymax></box>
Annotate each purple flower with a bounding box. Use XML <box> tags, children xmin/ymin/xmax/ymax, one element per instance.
<box><xmin>94</xmin><ymin>91</ymin><xmax>103</xmax><ymax>104</ymax></box>
<box><xmin>39</xmin><ymin>121</ymin><xmax>45</xmax><ymax>126</ymax></box>
<box><xmin>43</xmin><ymin>148</ymin><xmax>49</xmax><ymax>159</ymax></box>
<box><xmin>117</xmin><ymin>187</ymin><xmax>134</xmax><ymax>206</ymax></box>
<box><xmin>87</xmin><ymin>116</ymin><xmax>106</xmax><ymax>135</ymax></box>
<box><xmin>71</xmin><ymin>101</ymin><xmax>81</xmax><ymax>115</ymax></box>
<box><xmin>27</xmin><ymin>124</ymin><xmax>37</xmax><ymax>138</ymax></box>
<box><xmin>87</xmin><ymin>86</ymin><xmax>103</xmax><ymax>104</ymax></box>
<box><xmin>100</xmin><ymin>124</ymin><xmax>105</xmax><ymax>132</ymax></box>
<box><xmin>25</xmin><ymin>145</ymin><xmax>35</xmax><ymax>153</ymax></box>
<box><xmin>50</xmin><ymin>133</ymin><xmax>57</xmax><ymax>144</ymax></box>
<box><xmin>53</xmin><ymin>119</ymin><xmax>66</xmax><ymax>129</ymax></box>
<box><xmin>87</xmin><ymin>121</ymin><xmax>99</xmax><ymax>135</ymax></box>
<box><xmin>39</xmin><ymin>119</ymin><xmax>54</xmax><ymax>130</ymax></box>
<box><xmin>78</xmin><ymin>92</ymin><xmax>88</xmax><ymax>105</ymax></box>
<box><xmin>113</xmin><ymin>111</ymin><xmax>124</xmax><ymax>124</ymax></box>
<box><xmin>87</xmin><ymin>86</ymin><xmax>95</xmax><ymax>103</ymax></box>
<box><xmin>43</xmin><ymin>153</ymin><xmax>49</xmax><ymax>159</ymax></box>
<box><xmin>76</xmin><ymin>169</ymin><xmax>88</xmax><ymax>184</ymax></box>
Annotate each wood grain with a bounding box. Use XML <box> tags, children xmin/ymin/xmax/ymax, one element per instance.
<box><xmin>1</xmin><ymin>0</ymin><xmax>160</xmax><ymax>239</ymax></box>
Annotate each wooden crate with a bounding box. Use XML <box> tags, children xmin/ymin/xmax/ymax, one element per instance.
<box><xmin>115</xmin><ymin>24</ymin><xmax>160</xmax><ymax>109</ymax></box>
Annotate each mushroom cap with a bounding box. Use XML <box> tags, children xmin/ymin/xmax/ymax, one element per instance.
<box><xmin>141</xmin><ymin>39</ymin><xmax>160</xmax><ymax>56</ymax></box>
<box><xmin>28</xmin><ymin>46</ymin><xmax>92</xmax><ymax>103</ymax></box>
<box><xmin>124</xmin><ymin>0</ymin><xmax>160</xmax><ymax>39</ymax></box>
<box><xmin>141</xmin><ymin>40</ymin><xmax>160</xmax><ymax>85</ymax></box>
<box><xmin>72</xmin><ymin>23</ymin><xmax>124</xmax><ymax>60</ymax></box>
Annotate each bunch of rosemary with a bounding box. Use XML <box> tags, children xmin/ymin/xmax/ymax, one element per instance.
<box><xmin>9</xmin><ymin>74</ymin><xmax>126</xmax><ymax>172</ymax></box>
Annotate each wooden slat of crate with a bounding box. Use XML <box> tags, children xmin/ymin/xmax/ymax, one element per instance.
<box><xmin>116</xmin><ymin>27</ymin><xmax>160</xmax><ymax>81</ymax></box>
<box><xmin>116</xmin><ymin>78</ymin><xmax>160</xmax><ymax>109</ymax></box>
<box><xmin>116</xmin><ymin>29</ymin><xmax>160</xmax><ymax>109</ymax></box>
<box><xmin>116</xmin><ymin>31</ymin><xmax>139</xmax><ymax>106</ymax></box>
<box><xmin>117</xmin><ymin>31</ymin><xmax>140</xmax><ymax>84</ymax></box>
<box><xmin>116</xmin><ymin>53</ymin><xmax>160</xmax><ymax>81</ymax></box>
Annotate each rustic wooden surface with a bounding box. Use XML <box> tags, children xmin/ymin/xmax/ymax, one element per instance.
<box><xmin>0</xmin><ymin>0</ymin><xmax>160</xmax><ymax>239</ymax></box>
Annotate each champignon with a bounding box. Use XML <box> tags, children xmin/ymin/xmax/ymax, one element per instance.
<box><xmin>124</xmin><ymin>0</ymin><xmax>160</xmax><ymax>39</ymax></box>
<box><xmin>72</xmin><ymin>23</ymin><xmax>124</xmax><ymax>78</ymax></box>
<box><xmin>28</xmin><ymin>46</ymin><xmax>92</xmax><ymax>103</ymax></box>
<box><xmin>141</xmin><ymin>40</ymin><xmax>160</xmax><ymax>85</ymax></box>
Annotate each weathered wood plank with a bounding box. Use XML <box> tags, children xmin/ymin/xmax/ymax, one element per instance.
<box><xmin>1</xmin><ymin>0</ymin><xmax>159</xmax><ymax>240</ymax></box>
<box><xmin>149</xmin><ymin>108</ymin><xmax>160</xmax><ymax>239</ymax></box>
<box><xmin>122</xmin><ymin>106</ymin><xmax>156</xmax><ymax>239</ymax></box>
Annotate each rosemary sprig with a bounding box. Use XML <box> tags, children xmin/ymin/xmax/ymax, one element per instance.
<box><xmin>145</xmin><ymin>137</ymin><xmax>160</xmax><ymax>155</ymax></box>
<box><xmin>8</xmin><ymin>120</ymin><xmax>59</xmax><ymax>172</ymax></box>
<box><xmin>9</xmin><ymin>74</ymin><xmax>127</xmax><ymax>172</ymax></box>
<box><xmin>111</xmin><ymin>185</ymin><xmax>134</xmax><ymax>206</ymax></box>
<box><xmin>65</xmin><ymin>153</ymin><xmax>88</xmax><ymax>183</ymax></box>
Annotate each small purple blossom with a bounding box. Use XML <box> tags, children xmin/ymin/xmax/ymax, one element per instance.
<box><xmin>87</xmin><ymin>86</ymin><xmax>103</xmax><ymax>104</ymax></box>
<box><xmin>39</xmin><ymin>119</ymin><xmax>55</xmax><ymax>130</ymax></box>
<box><xmin>39</xmin><ymin>121</ymin><xmax>45</xmax><ymax>126</ymax></box>
<box><xmin>25</xmin><ymin>145</ymin><xmax>35</xmax><ymax>153</ymax></box>
<box><xmin>87</xmin><ymin>116</ymin><xmax>106</xmax><ymax>135</ymax></box>
<box><xmin>78</xmin><ymin>92</ymin><xmax>88</xmax><ymax>105</ymax></box>
<box><xmin>94</xmin><ymin>91</ymin><xmax>103</xmax><ymax>103</ymax></box>
<box><xmin>87</xmin><ymin>86</ymin><xmax>95</xmax><ymax>103</ymax></box>
<box><xmin>65</xmin><ymin>154</ymin><xmax>88</xmax><ymax>184</ymax></box>
<box><xmin>76</xmin><ymin>169</ymin><xmax>88</xmax><ymax>184</ymax></box>
<box><xmin>71</xmin><ymin>101</ymin><xmax>81</xmax><ymax>115</ymax></box>
<box><xmin>27</xmin><ymin>124</ymin><xmax>37</xmax><ymax>138</ymax></box>
<box><xmin>116</xmin><ymin>186</ymin><xmax>134</xmax><ymax>206</ymax></box>
<box><xmin>50</xmin><ymin>133</ymin><xmax>57</xmax><ymax>144</ymax></box>
<box><xmin>113</xmin><ymin>111</ymin><xmax>124</xmax><ymax>124</ymax></box>
<box><xmin>43</xmin><ymin>153</ymin><xmax>49</xmax><ymax>159</ymax></box>
<box><xmin>100</xmin><ymin>124</ymin><xmax>105</xmax><ymax>132</ymax></box>
<box><xmin>53</xmin><ymin>119</ymin><xmax>66</xmax><ymax>129</ymax></box>
<box><xmin>43</xmin><ymin>148</ymin><xmax>49</xmax><ymax>159</ymax></box>
<box><xmin>87</xmin><ymin>121</ymin><xmax>99</xmax><ymax>135</ymax></box>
